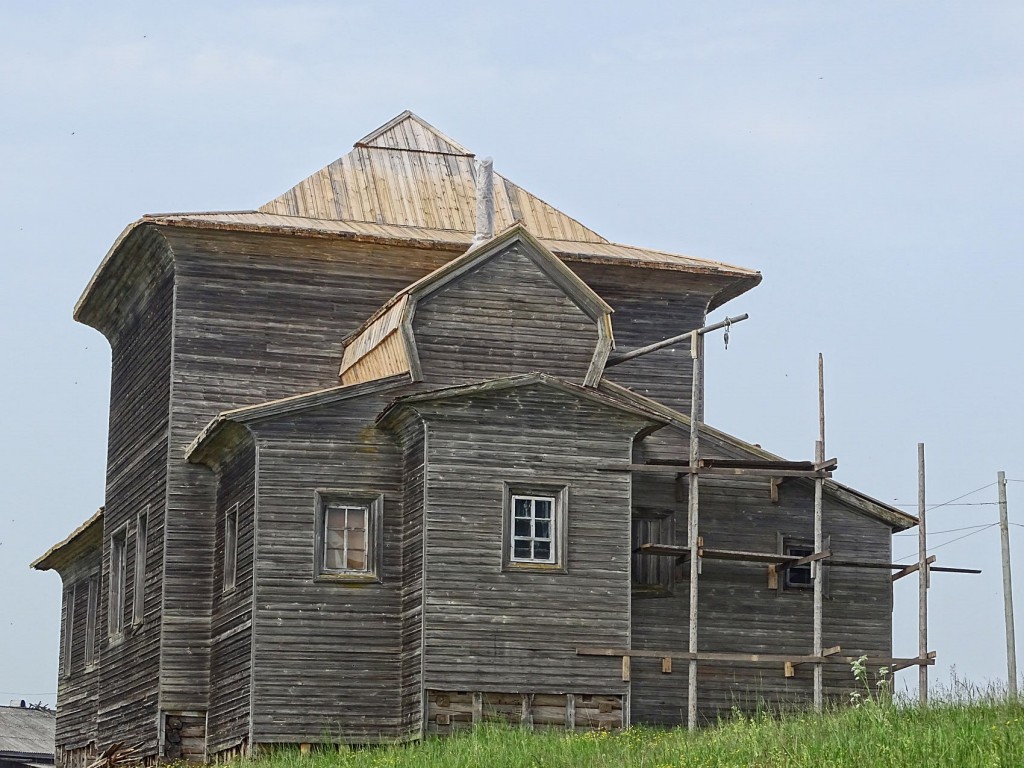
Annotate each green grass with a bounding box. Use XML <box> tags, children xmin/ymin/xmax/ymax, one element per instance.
<box><xmin>244</xmin><ymin>696</ymin><xmax>1024</xmax><ymax>768</ymax></box>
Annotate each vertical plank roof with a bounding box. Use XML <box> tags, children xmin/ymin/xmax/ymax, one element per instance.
<box><xmin>259</xmin><ymin>110</ymin><xmax>607</xmax><ymax>243</ymax></box>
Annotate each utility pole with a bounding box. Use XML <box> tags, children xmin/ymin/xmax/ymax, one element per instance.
<box><xmin>812</xmin><ymin>354</ymin><xmax>825</xmax><ymax>712</ymax></box>
<box><xmin>918</xmin><ymin>443</ymin><xmax>928</xmax><ymax>706</ymax></box>
<box><xmin>998</xmin><ymin>471</ymin><xmax>1018</xmax><ymax>697</ymax></box>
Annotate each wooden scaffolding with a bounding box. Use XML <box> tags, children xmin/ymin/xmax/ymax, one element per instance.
<box><xmin>579</xmin><ymin>314</ymin><xmax>980</xmax><ymax>729</ymax></box>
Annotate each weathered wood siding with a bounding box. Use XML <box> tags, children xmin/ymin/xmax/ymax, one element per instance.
<box><xmin>571</xmin><ymin>266</ymin><xmax>739</xmax><ymax>412</ymax></box>
<box><xmin>629</xmin><ymin>427</ymin><xmax>894</xmax><ymax>724</ymax></box>
<box><xmin>245</xmin><ymin>390</ymin><xmax>410</xmax><ymax>744</ymax></box>
<box><xmin>55</xmin><ymin>553</ymin><xmax>101</xmax><ymax>756</ymax></box>
<box><xmin>160</xmin><ymin>227</ymin><xmax>452</xmax><ymax>716</ymax></box>
<box><xmin>207</xmin><ymin>440</ymin><xmax>256</xmax><ymax>753</ymax></box>
<box><xmin>410</xmin><ymin>384</ymin><xmax>650</xmax><ymax>700</ymax></box>
<box><xmin>93</xmin><ymin>237</ymin><xmax>173</xmax><ymax>757</ymax></box>
<box><xmin>393</xmin><ymin>412</ymin><xmax>426</xmax><ymax>736</ymax></box>
<box><xmin>412</xmin><ymin>245</ymin><xmax>598</xmax><ymax>386</ymax></box>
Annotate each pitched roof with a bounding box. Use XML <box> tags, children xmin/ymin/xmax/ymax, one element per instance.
<box><xmin>596</xmin><ymin>380</ymin><xmax>917</xmax><ymax>531</ymax></box>
<box><xmin>377</xmin><ymin>372</ymin><xmax>669</xmax><ymax>429</ymax></box>
<box><xmin>0</xmin><ymin>706</ymin><xmax>55</xmax><ymax>761</ymax></box>
<box><xmin>75</xmin><ymin>112</ymin><xmax>762</xmax><ymax>327</ymax></box>
<box><xmin>185</xmin><ymin>374</ymin><xmax>412</xmax><ymax>467</ymax></box>
<box><xmin>260</xmin><ymin>110</ymin><xmax>606</xmax><ymax>242</ymax></box>
<box><xmin>339</xmin><ymin>224</ymin><xmax>615</xmax><ymax>387</ymax></box>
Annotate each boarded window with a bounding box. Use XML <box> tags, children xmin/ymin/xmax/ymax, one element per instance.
<box><xmin>62</xmin><ymin>583</ymin><xmax>77</xmax><ymax>677</ymax></box>
<box><xmin>631</xmin><ymin>513</ymin><xmax>676</xmax><ymax>597</ymax></box>
<box><xmin>109</xmin><ymin>528</ymin><xmax>127</xmax><ymax>637</ymax></box>
<box><xmin>85</xmin><ymin>577</ymin><xmax>98</xmax><ymax>667</ymax></box>
<box><xmin>223</xmin><ymin>503</ymin><xmax>239</xmax><ymax>592</ymax></box>
<box><xmin>315</xmin><ymin>492</ymin><xmax>383</xmax><ymax>581</ymax></box>
<box><xmin>133</xmin><ymin>507</ymin><xmax>149</xmax><ymax>625</ymax></box>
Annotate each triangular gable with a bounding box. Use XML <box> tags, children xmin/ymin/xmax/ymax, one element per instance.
<box><xmin>185</xmin><ymin>374</ymin><xmax>412</xmax><ymax>468</ymax></box>
<box><xmin>354</xmin><ymin>110</ymin><xmax>472</xmax><ymax>155</ymax></box>
<box><xmin>339</xmin><ymin>224</ymin><xmax>615</xmax><ymax>388</ymax></box>
<box><xmin>258</xmin><ymin>110</ymin><xmax>607</xmax><ymax>243</ymax></box>
<box><xmin>596</xmin><ymin>379</ymin><xmax>917</xmax><ymax>532</ymax></box>
<box><xmin>377</xmin><ymin>372</ymin><xmax>668</xmax><ymax>430</ymax></box>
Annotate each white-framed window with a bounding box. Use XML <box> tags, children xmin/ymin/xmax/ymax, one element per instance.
<box><xmin>503</xmin><ymin>484</ymin><xmax>568</xmax><ymax>571</ymax></box>
<box><xmin>223</xmin><ymin>502</ymin><xmax>239</xmax><ymax>593</ymax></box>
<box><xmin>315</xmin><ymin>491</ymin><xmax>383</xmax><ymax>581</ymax></box>
<box><xmin>109</xmin><ymin>526</ymin><xmax>127</xmax><ymax>638</ymax></box>
<box><xmin>133</xmin><ymin>506</ymin><xmax>149</xmax><ymax>625</ymax></box>
<box><xmin>510</xmin><ymin>495</ymin><xmax>556</xmax><ymax>564</ymax></box>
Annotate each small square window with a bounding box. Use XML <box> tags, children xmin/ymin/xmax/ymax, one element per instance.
<box><xmin>503</xmin><ymin>484</ymin><xmax>567</xmax><ymax>571</ymax></box>
<box><xmin>777</xmin><ymin>534</ymin><xmax>830</xmax><ymax>595</ymax></box>
<box><xmin>315</xmin><ymin>492</ymin><xmax>383</xmax><ymax>582</ymax></box>
<box><xmin>784</xmin><ymin>544</ymin><xmax>814</xmax><ymax>589</ymax></box>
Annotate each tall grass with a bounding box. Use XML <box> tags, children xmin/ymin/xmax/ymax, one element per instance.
<box><xmin>245</xmin><ymin>683</ymin><xmax>1024</xmax><ymax>768</ymax></box>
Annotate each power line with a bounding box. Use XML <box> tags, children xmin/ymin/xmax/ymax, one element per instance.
<box><xmin>895</xmin><ymin>523</ymin><xmax>998</xmax><ymax>561</ymax></box>
<box><xmin>892</xmin><ymin>502</ymin><xmax>997</xmax><ymax>509</ymax></box>
<box><xmin>892</xmin><ymin>528</ymin><xmax>995</xmax><ymax>536</ymax></box>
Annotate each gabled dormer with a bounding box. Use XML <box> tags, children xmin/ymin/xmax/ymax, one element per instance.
<box><xmin>339</xmin><ymin>224</ymin><xmax>615</xmax><ymax>389</ymax></box>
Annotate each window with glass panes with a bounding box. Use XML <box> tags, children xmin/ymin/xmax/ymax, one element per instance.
<box><xmin>510</xmin><ymin>495</ymin><xmax>556</xmax><ymax>564</ymax></box>
<box><xmin>324</xmin><ymin>503</ymin><xmax>369</xmax><ymax>572</ymax></box>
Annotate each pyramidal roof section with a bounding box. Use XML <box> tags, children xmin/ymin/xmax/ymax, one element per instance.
<box><xmin>259</xmin><ymin>111</ymin><xmax>608</xmax><ymax>243</ymax></box>
<box><xmin>354</xmin><ymin>109</ymin><xmax>472</xmax><ymax>155</ymax></box>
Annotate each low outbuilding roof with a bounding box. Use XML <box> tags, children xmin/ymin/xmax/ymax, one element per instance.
<box><xmin>0</xmin><ymin>705</ymin><xmax>55</xmax><ymax>764</ymax></box>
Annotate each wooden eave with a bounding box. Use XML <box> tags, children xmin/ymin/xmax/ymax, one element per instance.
<box><xmin>31</xmin><ymin>508</ymin><xmax>103</xmax><ymax>573</ymax></box>
<box><xmin>75</xmin><ymin>214</ymin><xmax>760</xmax><ymax>337</ymax></box>
<box><xmin>597</xmin><ymin>380</ymin><xmax>917</xmax><ymax>532</ymax></box>
<box><xmin>185</xmin><ymin>374</ymin><xmax>412</xmax><ymax>467</ymax></box>
<box><xmin>376</xmin><ymin>372</ymin><xmax>669</xmax><ymax>431</ymax></box>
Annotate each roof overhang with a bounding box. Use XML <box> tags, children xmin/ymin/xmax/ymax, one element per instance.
<box><xmin>31</xmin><ymin>509</ymin><xmax>104</xmax><ymax>573</ymax></box>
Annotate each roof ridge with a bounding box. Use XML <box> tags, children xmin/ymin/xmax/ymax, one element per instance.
<box><xmin>354</xmin><ymin>110</ymin><xmax>473</xmax><ymax>155</ymax></box>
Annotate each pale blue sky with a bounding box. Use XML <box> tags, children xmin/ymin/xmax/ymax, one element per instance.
<box><xmin>1</xmin><ymin>1</ymin><xmax>1021</xmax><ymax>705</ymax></box>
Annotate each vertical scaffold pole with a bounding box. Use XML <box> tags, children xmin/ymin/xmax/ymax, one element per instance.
<box><xmin>918</xmin><ymin>442</ymin><xmax>929</xmax><ymax>706</ymax></box>
<box><xmin>813</xmin><ymin>354</ymin><xmax>825</xmax><ymax>711</ymax></box>
<box><xmin>686</xmin><ymin>331</ymin><xmax>704</xmax><ymax>730</ymax></box>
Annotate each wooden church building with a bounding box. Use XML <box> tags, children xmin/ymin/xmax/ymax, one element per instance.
<box><xmin>34</xmin><ymin>112</ymin><xmax>917</xmax><ymax>763</ymax></box>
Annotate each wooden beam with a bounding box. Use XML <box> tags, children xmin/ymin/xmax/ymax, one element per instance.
<box><xmin>775</xmin><ymin>549</ymin><xmax>832</xmax><ymax>573</ymax></box>
<box><xmin>621</xmin><ymin>655</ymin><xmax>631</xmax><ymax>682</ymax></box>
<box><xmin>577</xmin><ymin>647</ymin><xmax>937</xmax><ymax>667</ymax></box>
<box><xmin>893</xmin><ymin>555</ymin><xmax>936</xmax><ymax>582</ymax></box>
<box><xmin>604</xmin><ymin>463</ymin><xmax>833</xmax><ymax>478</ymax></box>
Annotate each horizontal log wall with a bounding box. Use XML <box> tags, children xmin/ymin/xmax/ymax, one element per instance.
<box><xmin>207</xmin><ymin>440</ymin><xmax>257</xmax><ymax>753</ymax></box>
<box><xmin>55</xmin><ymin>553</ymin><xmax>100</xmax><ymax>754</ymax></box>
<box><xmin>94</xmin><ymin>238</ymin><xmax>173</xmax><ymax>757</ymax></box>
<box><xmin>571</xmin><ymin>266</ymin><xmax>738</xmax><ymax>412</ymax></box>
<box><xmin>413</xmin><ymin>245</ymin><xmax>598</xmax><ymax>386</ymax></box>
<box><xmin>161</xmin><ymin>227</ymin><xmax>452</xmax><ymax>717</ymax></box>
<box><xmin>629</xmin><ymin>428</ymin><xmax>893</xmax><ymax>725</ymax></box>
<box><xmin>248</xmin><ymin>391</ymin><xmax>410</xmax><ymax>744</ymax></box>
<box><xmin>414</xmin><ymin>385</ymin><xmax>649</xmax><ymax>700</ymax></box>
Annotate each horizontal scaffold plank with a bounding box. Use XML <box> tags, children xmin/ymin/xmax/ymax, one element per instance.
<box><xmin>603</xmin><ymin>463</ymin><xmax>834</xmax><ymax>478</ymax></box>
<box><xmin>576</xmin><ymin>647</ymin><xmax>937</xmax><ymax>667</ymax></box>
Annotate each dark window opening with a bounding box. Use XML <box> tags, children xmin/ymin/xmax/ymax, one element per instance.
<box><xmin>784</xmin><ymin>544</ymin><xmax>814</xmax><ymax>589</ymax></box>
